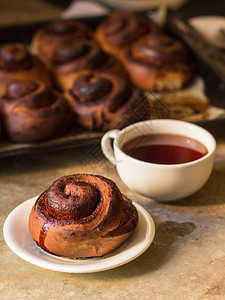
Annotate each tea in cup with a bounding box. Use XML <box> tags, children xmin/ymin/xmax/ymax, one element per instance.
<box><xmin>101</xmin><ymin>119</ymin><xmax>216</xmax><ymax>201</ymax></box>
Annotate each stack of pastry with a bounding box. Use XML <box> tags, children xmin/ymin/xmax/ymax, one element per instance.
<box><xmin>0</xmin><ymin>12</ymin><xmax>196</xmax><ymax>144</ymax></box>
<box><xmin>32</xmin><ymin>19</ymin><xmax>128</xmax><ymax>91</ymax></box>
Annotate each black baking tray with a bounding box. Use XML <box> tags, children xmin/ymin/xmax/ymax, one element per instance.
<box><xmin>166</xmin><ymin>0</ymin><xmax>225</xmax><ymax>108</ymax></box>
<box><xmin>0</xmin><ymin>15</ymin><xmax>107</xmax><ymax>158</ymax></box>
<box><xmin>0</xmin><ymin>11</ymin><xmax>224</xmax><ymax>158</ymax></box>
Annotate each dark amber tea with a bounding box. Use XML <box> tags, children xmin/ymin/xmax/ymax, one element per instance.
<box><xmin>122</xmin><ymin>134</ymin><xmax>208</xmax><ymax>164</ymax></box>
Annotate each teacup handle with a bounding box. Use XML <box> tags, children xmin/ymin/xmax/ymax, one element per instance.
<box><xmin>101</xmin><ymin>129</ymin><xmax>120</xmax><ymax>165</ymax></box>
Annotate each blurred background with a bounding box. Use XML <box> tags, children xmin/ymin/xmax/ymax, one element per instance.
<box><xmin>0</xmin><ymin>0</ymin><xmax>224</xmax><ymax>27</ymax></box>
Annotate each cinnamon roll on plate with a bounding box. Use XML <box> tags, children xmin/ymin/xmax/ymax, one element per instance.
<box><xmin>0</xmin><ymin>80</ymin><xmax>71</xmax><ymax>143</ymax></box>
<box><xmin>121</xmin><ymin>34</ymin><xmax>195</xmax><ymax>91</ymax></box>
<box><xmin>29</xmin><ymin>174</ymin><xmax>139</xmax><ymax>258</ymax></box>
<box><xmin>95</xmin><ymin>11</ymin><xmax>160</xmax><ymax>59</ymax></box>
<box><xmin>0</xmin><ymin>43</ymin><xmax>52</xmax><ymax>96</ymax></box>
<box><xmin>66</xmin><ymin>71</ymin><xmax>150</xmax><ymax>131</ymax></box>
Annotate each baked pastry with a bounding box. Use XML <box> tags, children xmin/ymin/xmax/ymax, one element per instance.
<box><xmin>120</xmin><ymin>34</ymin><xmax>195</xmax><ymax>91</ymax></box>
<box><xmin>0</xmin><ymin>43</ymin><xmax>52</xmax><ymax>96</ymax></box>
<box><xmin>29</xmin><ymin>174</ymin><xmax>139</xmax><ymax>258</ymax></box>
<box><xmin>34</xmin><ymin>38</ymin><xmax>127</xmax><ymax>91</ymax></box>
<box><xmin>66</xmin><ymin>71</ymin><xmax>150</xmax><ymax>131</ymax></box>
<box><xmin>95</xmin><ymin>11</ymin><xmax>160</xmax><ymax>59</ymax></box>
<box><xmin>32</xmin><ymin>19</ymin><xmax>92</xmax><ymax>69</ymax></box>
<box><xmin>0</xmin><ymin>79</ymin><xmax>71</xmax><ymax>143</ymax></box>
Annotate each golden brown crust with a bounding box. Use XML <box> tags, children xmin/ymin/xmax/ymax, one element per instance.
<box><xmin>121</xmin><ymin>34</ymin><xmax>195</xmax><ymax>91</ymax></box>
<box><xmin>66</xmin><ymin>71</ymin><xmax>150</xmax><ymax>131</ymax></box>
<box><xmin>32</xmin><ymin>19</ymin><xmax>92</xmax><ymax>62</ymax></box>
<box><xmin>35</xmin><ymin>38</ymin><xmax>127</xmax><ymax>91</ymax></box>
<box><xmin>0</xmin><ymin>43</ymin><xmax>52</xmax><ymax>96</ymax></box>
<box><xmin>29</xmin><ymin>174</ymin><xmax>139</xmax><ymax>258</ymax></box>
<box><xmin>0</xmin><ymin>80</ymin><xmax>72</xmax><ymax>143</ymax></box>
<box><xmin>32</xmin><ymin>20</ymin><xmax>93</xmax><ymax>86</ymax></box>
<box><xmin>95</xmin><ymin>11</ymin><xmax>161</xmax><ymax>59</ymax></box>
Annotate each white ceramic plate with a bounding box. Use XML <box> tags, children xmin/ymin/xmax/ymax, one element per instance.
<box><xmin>3</xmin><ymin>197</ymin><xmax>155</xmax><ymax>273</ymax></box>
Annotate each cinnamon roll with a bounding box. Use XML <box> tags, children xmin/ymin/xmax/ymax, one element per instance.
<box><xmin>121</xmin><ymin>34</ymin><xmax>195</xmax><ymax>91</ymax></box>
<box><xmin>0</xmin><ymin>43</ymin><xmax>52</xmax><ymax>96</ymax></box>
<box><xmin>32</xmin><ymin>19</ymin><xmax>92</xmax><ymax>69</ymax></box>
<box><xmin>29</xmin><ymin>174</ymin><xmax>139</xmax><ymax>258</ymax></box>
<box><xmin>0</xmin><ymin>80</ymin><xmax>71</xmax><ymax>143</ymax></box>
<box><xmin>35</xmin><ymin>38</ymin><xmax>127</xmax><ymax>91</ymax></box>
<box><xmin>66</xmin><ymin>71</ymin><xmax>150</xmax><ymax>131</ymax></box>
<box><xmin>95</xmin><ymin>11</ymin><xmax>160</xmax><ymax>59</ymax></box>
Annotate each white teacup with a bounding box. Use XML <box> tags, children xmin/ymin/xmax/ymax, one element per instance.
<box><xmin>101</xmin><ymin>119</ymin><xmax>216</xmax><ymax>201</ymax></box>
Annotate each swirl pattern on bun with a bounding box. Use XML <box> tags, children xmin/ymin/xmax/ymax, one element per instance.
<box><xmin>67</xmin><ymin>71</ymin><xmax>150</xmax><ymax>131</ymax></box>
<box><xmin>36</xmin><ymin>38</ymin><xmax>127</xmax><ymax>91</ymax></box>
<box><xmin>0</xmin><ymin>43</ymin><xmax>52</xmax><ymax>95</ymax></box>
<box><xmin>32</xmin><ymin>19</ymin><xmax>92</xmax><ymax>60</ymax></box>
<box><xmin>95</xmin><ymin>11</ymin><xmax>160</xmax><ymax>58</ymax></box>
<box><xmin>29</xmin><ymin>174</ymin><xmax>139</xmax><ymax>258</ymax></box>
<box><xmin>121</xmin><ymin>34</ymin><xmax>195</xmax><ymax>91</ymax></box>
<box><xmin>0</xmin><ymin>80</ymin><xmax>71</xmax><ymax>143</ymax></box>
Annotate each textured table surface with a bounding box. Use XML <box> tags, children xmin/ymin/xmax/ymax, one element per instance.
<box><xmin>0</xmin><ymin>134</ymin><xmax>225</xmax><ymax>300</ymax></box>
<box><xmin>0</xmin><ymin>1</ymin><xmax>225</xmax><ymax>299</ymax></box>
<box><xmin>0</xmin><ymin>0</ymin><xmax>61</xmax><ymax>27</ymax></box>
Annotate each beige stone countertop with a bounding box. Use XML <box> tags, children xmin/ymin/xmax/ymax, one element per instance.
<box><xmin>0</xmin><ymin>126</ymin><xmax>225</xmax><ymax>300</ymax></box>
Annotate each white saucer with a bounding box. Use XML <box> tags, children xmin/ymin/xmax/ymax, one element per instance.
<box><xmin>3</xmin><ymin>197</ymin><xmax>155</xmax><ymax>273</ymax></box>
